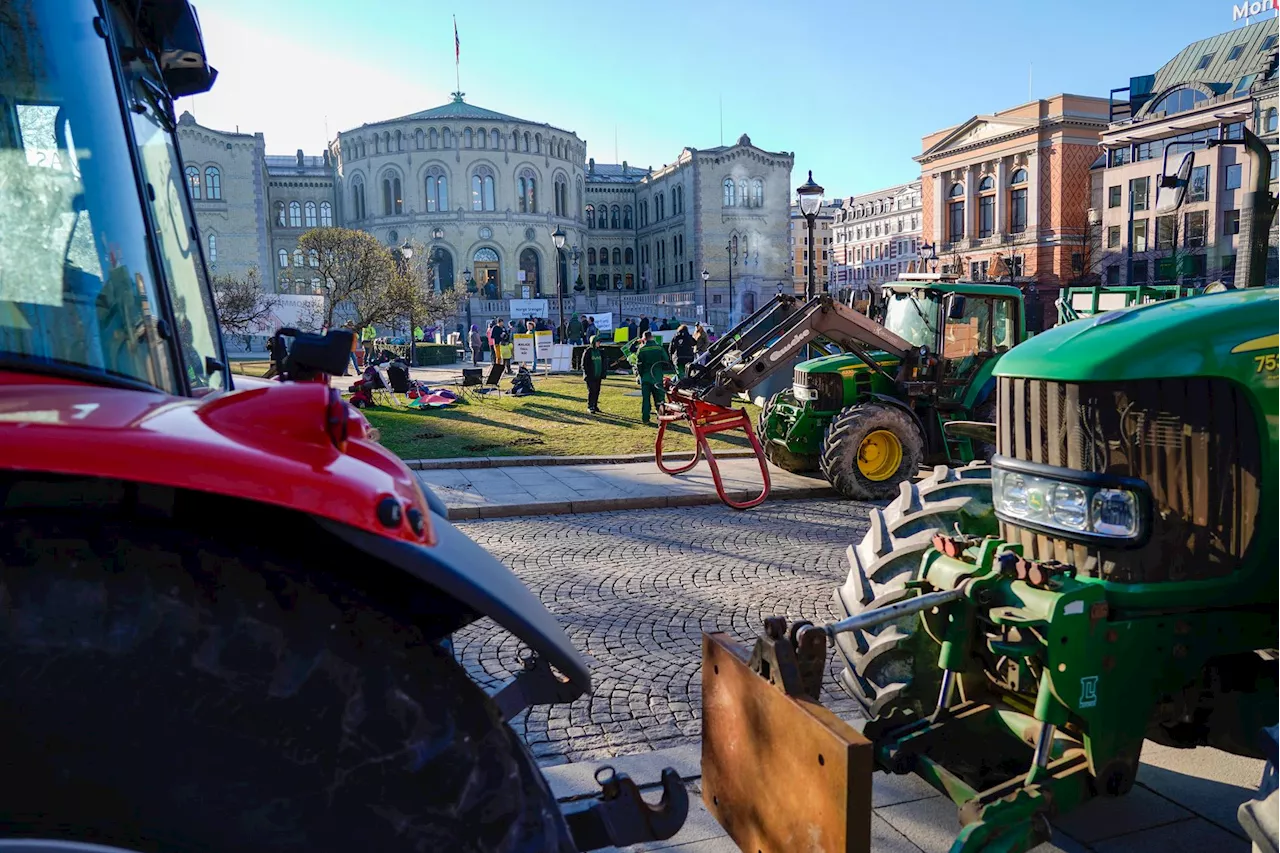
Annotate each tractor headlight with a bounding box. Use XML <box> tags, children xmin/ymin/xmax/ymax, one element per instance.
<box><xmin>992</xmin><ymin>456</ymin><xmax>1149</xmax><ymax>546</ymax></box>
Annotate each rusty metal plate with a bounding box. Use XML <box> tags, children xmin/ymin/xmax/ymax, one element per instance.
<box><xmin>702</xmin><ymin>631</ymin><xmax>872</xmax><ymax>853</ymax></box>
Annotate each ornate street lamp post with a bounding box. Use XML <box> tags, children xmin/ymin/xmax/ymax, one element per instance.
<box><xmin>701</xmin><ymin>268</ymin><xmax>710</xmax><ymax>323</ymax></box>
<box><xmin>395</xmin><ymin>240</ymin><xmax>417</xmax><ymax>364</ymax></box>
<box><xmin>552</xmin><ymin>226</ymin><xmax>566</xmax><ymax>338</ymax></box>
<box><xmin>796</xmin><ymin>170</ymin><xmax>825</xmax><ymax>299</ymax></box>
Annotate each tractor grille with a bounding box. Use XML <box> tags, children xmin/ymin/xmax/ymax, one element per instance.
<box><xmin>796</xmin><ymin>368</ymin><xmax>843</xmax><ymax>412</ymax></box>
<box><xmin>996</xmin><ymin>376</ymin><xmax>1262</xmax><ymax>583</ymax></box>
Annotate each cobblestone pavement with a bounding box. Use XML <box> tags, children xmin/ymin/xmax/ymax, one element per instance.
<box><xmin>453</xmin><ymin>499</ymin><xmax>874</xmax><ymax>764</ymax></box>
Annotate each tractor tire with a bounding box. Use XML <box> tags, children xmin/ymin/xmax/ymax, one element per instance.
<box><xmin>0</xmin><ymin>512</ymin><xmax>574</xmax><ymax>853</ymax></box>
<box><xmin>820</xmin><ymin>402</ymin><xmax>925</xmax><ymax>501</ymax></box>
<box><xmin>758</xmin><ymin>392</ymin><xmax>818</xmax><ymax>473</ymax></box>
<box><xmin>832</xmin><ymin>463</ymin><xmax>994</xmax><ymax>718</ymax></box>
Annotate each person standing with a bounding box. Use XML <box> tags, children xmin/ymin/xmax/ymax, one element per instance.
<box><xmin>638</xmin><ymin>315</ymin><xmax>650</xmax><ymax>335</ymax></box>
<box><xmin>491</xmin><ymin>319</ymin><xmax>508</xmax><ymax>370</ymax></box>
<box><xmin>667</xmin><ymin>324</ymin><xmax>696</xmax><ymax>377</ymax></box>
<box><xmin>634</xmin><ymin>331</ymin><xmax>671</xmax><ymax>425</ymax></box>
<box><xmin>468</xmin><ymin>324</ymin><xmax>484</xmax><ymax>366</ymax></box>
<box><xmin>568</xmin><ymin>313</ymin><xmax>583</xmax><ymax>346</ymax></box>
<box><xmin>583</xmin><ymin>316</ymin><xmax>597</xmax><ymax>343</ymax></box>
<box><xmin>692</xmin><ymin>324</ymin><xmax>710</xmax><ymax>355</ymax></box>
<box><xmin>360</xmin><ymin>322</ymin><xmax>377</xmax><ymax>366</ymax></box>
<box><xmin>626</xmin><ymin>317</ymin><xmax>638</xmax><ymax>340</ymax></box>
<box><xmin>581</xmin><ymin>334</ymin><xmax>607</xmax><ymax>414</ymax></box>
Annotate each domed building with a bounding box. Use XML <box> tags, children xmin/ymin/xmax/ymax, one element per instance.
<box><xmin>331</xmin><ymin>92</ymin><xmax>587</xmax><ymax>299</ymax></box>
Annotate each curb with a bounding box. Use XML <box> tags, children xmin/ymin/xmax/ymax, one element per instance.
<box><xmin>407</xmin><ymin>450</ymin><xmax>759</xmax><ymax>470</ymax></box>
<box><xmin>441</xmin><ymin>483</ymin><xmax>836</xmax><ymax>520</ymax></box>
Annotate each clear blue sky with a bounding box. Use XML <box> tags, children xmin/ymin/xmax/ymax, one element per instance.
<box><xmin>186</xmin><ymin>0</ymin><xmax>1271</xmax><ymax>198</ymax></box>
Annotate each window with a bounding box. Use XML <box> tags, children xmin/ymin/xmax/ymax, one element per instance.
<box><xmin>1110</xmin><ymin>148</ymin><xmax>1130</xmax><ymax>167</ymax></box>
<box><xmin>1010</xmin><ymin>169</ymin><xmax>1027</xmax><ymax>185</ymax></box>
<box><xmin>288</xmin><ymin>200</ymin><xmax>301</xmax><ymax>227</ymax></box>
<box><xmin>1227</xmin><ymin>44</ymin><xmax>1244</xmax><ymax>61</ymax></box>
<box><xmin>470</xmin><ymin>167</ymin><xmax>495</xmax><ymax>211</ymax></box>
<box><xmin>1107</xmin><ymin>225</ymin><xmax>1121</xmax><ymax>248</ymax></box>
<box><xmin>304</xmin><ymin>200</ymin><xmax>317</xmax><ymax>228</ymax></box>
<box><xmin>1133</xmin><ymin>259</ymin><xmax>1148</xmax><ymax>284</ymax></box>
<box><xmin>624</xmin><ymin>248</ymin><xmax>634</xmax><ymax>264</ymax></box>
<box><xmin>1221</xmin><ymin>255</ymin><xmax>1236</xmax><ymax>277</ymax></box>
<box><xmin>1184</xmin><ymin>211</ymin><xmax>1207</xmax><ymax>248</ymax></box>
<box><xmin>351</xmin><ymin>181</ymin><xmax>365</xmax><ymax>220</ymax></box>
<box><xmin>414</xmin><ymin>129</ymin><xmax>424</xmax><ymax>150</ymax></box>
<box><xmin>1224</xmin><ymin>209</ymin><xmax>1240</xmax><ymax>235</ymax></box>
<box><xmin>1264</xmin><ymin>108</ymin><xmax>1279</xmax><ymax>135</ymax></box>
<box><xmin>1272</xmin><ymin>152</ymin><xmax>1278</xmax><ymax>182</ymax></box>
<box><xmin>1133</xmin><ymin>218</ymin><xmax>1149</xmax><ymax>252</ymax></box>
<box><xmin>610</xmin><ymin>205</ymin><xmax>619</xmax><ymax>229</ymax></box>
<box><xmin>319</xmin><ymin>201</ymin><xmax>333</xmax><ymax>227</ymax></box>
<box><xmin>1156</xmin><ymin>215</ymin><xmax>1176</xmax><ymax>250</ymax></box>
<box><xmin>207</xmin><ymin>233</ymin><xmax>217</xmax><ymax>267</ymax></box>
<box><xmin>587</xmin><ymin>248</ymin><xmax>596</xmax><ymax>265</ymax></box>
<box><xmin>1264</xmin><ymin>34</ymin><xmax>1279</xmax><ymax>52</ymax></box>
<box><xmin>599</xmin><ymin>248</ymin><xmax>608</xmax><ymax>266</ymax></box>
<box><xmin>278</xmin><ymin>249</ymin><xmax>288</xmax><ymax>268</ymax></box>
<box><xmin>1194</xmin><ymin>54</ymin><xmax>1213</xmax><ymax>71</ymax></box>
<box><xmin>443</xmin><ymin>128</ymin><xmax>453</xmax><ymax>148</ymax></box>
<box><xmin>612</xmin><ymin>248</ymin><xmax>621</xmax><ymax>265</ymax></box>
<box><xmin>429</xmin><ymin>128</ymin><xmax>439</xmax><ymax>148</ymax></box>
<box><xmin>184</xmin><ymin>165</ymin><xmax>200</xmax><ymax>199</ymax></box>
<box><xmin>382</xmin><ymin>175</ymin><xmax>403</xmax><ymax>215</ymax></box>
<box><xmin>623</xmin><ymin>205</ymin><xmax>633</xmax><ymax>228</ymax></box>
<box><xmin>979</xmin><ymin>195</ymin><xmax>994</xmax><ymax>238</ymax></box>
<box><xmin>307</xmin><ymin>248</ymin><xmax>319</xmax><ymax>268</ymax></box>
<box><xmin>949</xmin><ymin>201</ymin><xmax>964</xmax><ymax>242</ymax></box>
<box><xmin>723</xmin><ymin>177</ymin><xmax>735</xmax><ymax>206</ymax></box>
<box><xmin>1234</xmin><ymin>74</ymin><xmax>1257</xmax><ymax>97</ymax></box>
<box><xmin>293</xmin><ymin>248</ymin><xmax>303</xmax><ymax>267</ymax></box>
<box><xmin>1108</xmin><ymin>186</ymin><xmax>1121</xmax><ymax>208</ymax></box>
<box><xmin>1130</xmin><ymin>177</ymin><xmax>1149</xmax><ymax>211</ymax></box>
<box><xmin>554</xmin><ymin>178</ymin><xmax>568</xmax><ymax>217</ymax></box>
<box><xmin>204</xmin><ymin>166</ymin><xmax>221</xmax><ymax>200</ymax></box>
<box><xmin>1224</xmin><ymin>121</ymin><xmax>1244</xmax><ymax>140</ymax></box>
<box><xmin>1225</xmin><ymin>163</ymin><xmax>1242</xmax><ymax>190</ymax></box>
<box><xmin>751</xmin><ymin>179</ymin><xmax>763</xmax><ymax>207</ymax></box>
<box><xmin>517</xmin><ymin>169</ymin><xmax>537</xmax><ymax>213</ymax></box>
<box><xmin>585</xmin><ymin>205</ymin><xmax>595</xmax><ymax>228</ymax></box>
<box><xmin>1188</xmin><ymin>165</ymin><xmax>1208</xmax><ymax>202</ymax></box>
<box><xmin>978</xmin><ymin>175</ymin><xmax>995</xmax><ymax>191</ymax></box>
<box><xmin>1107</xmin><ymin>265</ymin><xmax>1121</xmax><ymax>284</ymax></box>
<box><xmin>463</xmin><ymin>128</ymin><xmax>473</xmax><ymax>148</ymax></box>
<box><xmin>1150</xmin><ymin>87</ymin><xmax>1208</xmax><ymax>116</ymax></box>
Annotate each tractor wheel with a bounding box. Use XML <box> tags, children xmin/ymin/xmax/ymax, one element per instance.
<box><xmin>758</xmin><ymin>391</ymin><xmax>818</xmax><ymax>473</ymax></box>
<box><xmin>0</xmin><ymin>512</ymin><xmax>574</xmax><ymax>853</ymax></box>
<box><xmin>819</xmin><ymin>402</ymin><xmax>925</xmax><ymax>500</ymax></box>
<box><xmin>832</xmin><ymin>463</ymin><xmax>994</xmax><ymax>718</ymax></box>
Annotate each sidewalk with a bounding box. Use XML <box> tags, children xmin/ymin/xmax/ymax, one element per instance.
<box><xmin>417</xmin><ymin>457</ymin><xmax>834</xmax><ymax>519</ymax></box>
<box><xmin>544</xmin><ymin>741</ymin><xmax>1263</xmax><ymax>852</ymax></box>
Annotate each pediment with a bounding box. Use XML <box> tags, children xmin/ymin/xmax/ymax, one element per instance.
<box><xmin>923</xmin><ymin>116</ymin><xmax>1034</xmax><ymax>158</ymax></box>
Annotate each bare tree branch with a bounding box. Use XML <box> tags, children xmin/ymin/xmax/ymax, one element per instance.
<box><xmin>212</xmin><ymin>267</ymin><xmax>278</xmax><ymax>348</ymax></box>
<box><xmin>297</xmin><ymin>227</ymin><xmax>396</xmax><ymax>330</ymax></box>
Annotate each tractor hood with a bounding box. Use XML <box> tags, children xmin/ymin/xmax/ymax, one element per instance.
<box><xmin>798</xmin><ymin>351</ymin><xmax>901</xmax><ymax>375</ymax></box>
<box><xmin>994</xmin><ymin>289</ymin><xmax>1279</xmax><ymax>383</ymax></box>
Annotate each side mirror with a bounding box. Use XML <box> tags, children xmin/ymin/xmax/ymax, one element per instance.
<box><xmin>948</xmin><ymin>295</ymin><xmax>967</xmax><ymax>320</ymax></box>
<box><xmin>273</xmin><ymin>328</ymin><xmax>355</xmax><ymax>381</ymax></box>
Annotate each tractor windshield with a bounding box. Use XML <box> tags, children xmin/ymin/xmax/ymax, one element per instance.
<box><xmin>0</xmin><ymin>1</ymin><xmax>224</xmax><ymax>395</ymax></box>
<box><xmin>881</xmin><ymin>291</ymin><xmax>941</xmax><ymax>349</ymax></box>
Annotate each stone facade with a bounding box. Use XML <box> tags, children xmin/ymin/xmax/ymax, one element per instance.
<box><xmin>787</xmin><ymin>203</ymin><xmax>835</xmax><ymax>297</ymax></box>
<box><xmin>829</xmin><ymin>181</ymin><xmax>922</xmax><ymax>299</ymax></box>
<box><xmin>266</xmin><ymin>152</ymin><xmax>336</xmax><ymax>294</ymax></box>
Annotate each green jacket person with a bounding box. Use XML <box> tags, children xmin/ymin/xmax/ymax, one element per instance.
<box><xmin>581</xmin><ymin>334</ymin><xmax>608</xmax><ymax>413</ymax></box>
<box><xmin>634</xmin><ymin>331</ymin><xmax>672</xmax><ymax>425</ymax></box>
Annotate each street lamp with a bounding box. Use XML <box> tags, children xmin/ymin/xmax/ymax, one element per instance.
<box><xmin>725</xmin><ymin>241</ymin><xmax>737</xmax><ymax>327</ymax></box>
<box><xmin>920</xmin><ymin>242</ymin><xmax>938</xmax><ymax>273</ymax></box>
<box><xmin>777</xmin><ymin>280</ymin><xmax>785</xmax><ymax>298</ymax></box>
<box><xmin>551</xmin><ymin>226</ymin><xmax>566</xmax><ymax>338</ymax></box>
<box><xmin>796</xmin><ymin>170</ymin><xmax>825</xmax><ymax>299</ymax></box>
<box><xmin>395</xmin><ymin>241</ymin><xmax>418</xmax><ymax>364</ymax></box>
<box><xmin>701</xmin><ymin>269</ymin><xmax>710</xmax><ymax>322</ymax></box>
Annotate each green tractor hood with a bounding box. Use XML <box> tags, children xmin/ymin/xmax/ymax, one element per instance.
<box><xmin>994</xmin><ymin>288</ymin><xmax>1279</xmax><ymax>384</ymax></box>
<box><xmin>798</xmin><ymin>351</ymin><xmax>901</xmax><ymax>376</ymax></box>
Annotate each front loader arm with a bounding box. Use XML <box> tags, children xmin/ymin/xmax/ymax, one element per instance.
<box><xmin>696</xmin><ymin>295</ymin><xmax>917</xmax><ymax>407</ymax></box>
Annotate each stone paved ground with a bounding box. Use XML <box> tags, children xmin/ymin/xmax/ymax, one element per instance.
<box><xmin>453</xmin><ymin>499</ymin><xmax>871</xmax><ymax>764</ymax></box>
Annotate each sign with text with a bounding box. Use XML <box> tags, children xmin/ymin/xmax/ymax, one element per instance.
<box><xmin>513</xmin><ymin>333</ymin><xmax>535</xmax><ymax>363</ymax></box>
<box><xmin>243</xmin><ymin>294</ymin><xmax>325</xmax><ymax>336</ymax></box>
<box><xmin>510</xmin><ymin>298</ymin><xmax>548</xmax><ymax>319</ymax></box>
<box><xmin>534</xmin><ymin>330</ymin><xmax>554</xmax><ymax>358</ymax></box>
<box><xmin>1233</xmin><ymin>0</ymin><xmax>1276</xmax><ymax>19</ymax></box>
<box><xmin>586</xmin><ymin>312</ymin><xmax>614</xmax><ymax>332</ymax></box>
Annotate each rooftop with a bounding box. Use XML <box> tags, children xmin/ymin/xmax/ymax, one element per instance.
<box><xmin>352</xmin><ymin>92</ymin><xmax>578</xmax><ymax>137</ymax></box>
<box><xmin>586</xmin><ymin>162</ymin><xmax>650</xmax><ymax>184</ymax></box>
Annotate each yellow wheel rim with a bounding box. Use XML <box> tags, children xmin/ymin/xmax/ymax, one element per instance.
<box><xmin>856</xmin><ymin>429</ymin><xmax>903</xmax><ymax>481</ymax></box>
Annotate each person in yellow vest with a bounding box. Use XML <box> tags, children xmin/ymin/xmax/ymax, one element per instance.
<box><xmin>360</xmin><ymin>323</ymin><xmax>377</xmax><ymax>365</ymax></box>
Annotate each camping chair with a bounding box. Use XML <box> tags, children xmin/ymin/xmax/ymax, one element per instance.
<box><xmin>450</xmin><ymin>366</ymin><xmax>485</xmax><ymax>402</ymax></box>
<box><xmin>372</xmin><ymin>365</ymin><xmax>406</xmax><ymax>407</ymax></box>
<box><xmin>472</xmin><ymin>361</ymin><xmax>506</xmax><ymax>400</ymax></box>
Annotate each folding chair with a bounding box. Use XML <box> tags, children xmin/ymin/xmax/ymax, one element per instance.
<box><xmin>471</xmin><ymin>362</ymin><xmax>505</xmax><ymax>401</ymax></box>
<box><xmin>372</xmin><ymin>365</ymin><xmax>406</xmax><ymax>407</ymax></box>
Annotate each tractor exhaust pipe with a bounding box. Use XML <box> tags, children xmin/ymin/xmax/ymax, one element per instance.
<box><xmin>815</xmin><ymin>586</ymin><xmax>966</xmax><ymax>639</ymax></box>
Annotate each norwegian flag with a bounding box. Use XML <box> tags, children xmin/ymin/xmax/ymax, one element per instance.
<box><xmin>454</xmin><ymin>17</ymin><xmax>460</xmax><ymax>63</ymax></box>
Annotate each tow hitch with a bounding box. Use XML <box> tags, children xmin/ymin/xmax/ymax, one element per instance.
<box><xmin>562</xmin><ymin>765</ymin><xmax>689</xmax><ymax>850</ymax></box>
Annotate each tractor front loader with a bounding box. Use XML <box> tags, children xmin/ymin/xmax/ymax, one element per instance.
<box><xmin>701</xmin><ymin>284</ymin><xmax>1278</xmax><ymax>852</ymax></box>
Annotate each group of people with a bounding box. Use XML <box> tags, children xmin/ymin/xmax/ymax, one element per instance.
<box><xmin>579</xmin><ymin>322</ymin><xmax>712</xmax><ymax>424</ymax></box>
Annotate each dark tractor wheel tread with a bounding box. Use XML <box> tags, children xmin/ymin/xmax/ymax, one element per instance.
<box><xmin>833</xmin><ymin>463</ymin><xmax>992</xmax><ymax>717</ymax></box>
<box><xmin>820</xmin><ymin>403</ymin><xmax>926</xmax><ymax>501</ymax></box>
<box><xmin>0</xmin><ymin>514</ymin><xmax>574</xmax><ymax>853</ymax></box>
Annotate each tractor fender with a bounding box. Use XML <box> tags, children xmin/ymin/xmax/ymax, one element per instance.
<box><xmin>864</xmin><ymin>392</ymin><xmax>927</xmax><ymax>441</ymax></box>
<box><xmin>315</xmin><ymin>514</ymin><xmax>591</xmax><ymax>696</ymax></box>
<box><xmin>972</xmin><ymin>377</ymin><xmax>997</xmax><ymax>409</ymax></box>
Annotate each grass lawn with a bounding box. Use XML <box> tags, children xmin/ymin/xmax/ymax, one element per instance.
<box><xmin>357</xmin><ymin>374</ymin><xmax>761</xmax><ymax>460</ymax></box>
<box><xmin>230</xmin><ymin>361</ymin><xmax>271</xmax><ymax>377</ymax></box>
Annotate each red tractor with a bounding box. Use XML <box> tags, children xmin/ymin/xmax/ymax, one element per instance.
<box><xmin>0</xmin><ymin>3</ymin><xmax>684</xmax><ymax>851</ymax></box>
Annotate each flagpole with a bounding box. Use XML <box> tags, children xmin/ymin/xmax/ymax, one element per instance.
<box><xmin>454</xmin><ymin>15</ymin><xmax>461</xmax><ymax>96</ymax></box>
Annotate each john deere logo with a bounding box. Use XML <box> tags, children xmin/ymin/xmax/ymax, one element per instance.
<box><xmin>1079</xmin><ymin>676</ymin><xmax>1099</xmax><ymax>709</ymax></box>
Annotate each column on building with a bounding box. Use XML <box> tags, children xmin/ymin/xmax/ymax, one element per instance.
<box><xmin>1026</xmin><ymin>147</ymin><xmax>1041</xmax><ymax>238</ymax></box>
<box><xmin>964</xmin><ymin>166</ymin><xmax>978</xmax><ymax>242</ymax></box>
<box><xmin>994</xmin><ymin>158</ymin><xmax>1009</xmax><ymax>241</ymax></box>
<box><xmin>933</xmin><ymin>173</ymin><xmax>945</xmax><ymax>247</ymax></box>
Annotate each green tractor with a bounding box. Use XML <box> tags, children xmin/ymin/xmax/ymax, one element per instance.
<box><xmin>759</xmin><ymin>276</ymin><xmax>1027</xmax><ymax>500</ymax></box>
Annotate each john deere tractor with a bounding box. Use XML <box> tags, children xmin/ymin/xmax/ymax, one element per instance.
<box><xmin>758</xmin><ymin>277</ymin><xmax>1026</xmax><ymax>499</ymax></box>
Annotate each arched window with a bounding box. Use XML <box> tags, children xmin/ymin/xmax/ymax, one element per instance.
<box><xmin>429</xmin><ymin>128</ymin><xmax>439</xmax><ymax>148</ymax></box>
<box><xmin>517</xmin><ymin>169</ymin><xmax>537</xmax><ymax>213</ymax></box>
<box><xmin>624</xmin><ymin>248</ymin><xmax>634</xmax><ymax>264</ymax></box>
<box><xmin>414</xmin><ymin>129</ymin><xmax>424</xmax><ymax>149</ymax></box>
<box><xmin>293</xmin><ymin>249</ymin><xmax>303</xmax><ymax>267</ymax></box>
<box><xmin>491</xmin><ymin>129</ymin><xmax>500</xmax><ymax>149</ymax></box>
<box><xmin>204</xmin><ymin>166</ymin><xmax>221</xmax><ymax>200</ymax></box>
<box><xmin>382</xmin><ymin>174</ymin><xmax>403</xmax><ymax>215</ymax></box>
<box><xmin>395</xmin><ymin>130</ymin><xmax>402</xmax><ymax>152</ymax></box>
<box><xmin>535</xmin><ymin>133</ymin><xmax>542</xmax><ymax>153</ymax></box>
<box><xmin>625</xmin><ymin>273</ymin><xmax>634</xmax><ymax>289</ymax></box>
<box><xmin>512</xmin><ymin>130</ymin><xmax>520</xmax><ymax>150</ymax></box>
<box><xmin>588</xmin><ymin>248</ymin><xmax>597</xmax><ymax>265</ymax></box>
<box><xmin>278</xmin><ymin>249</ymin><xmax>288</xmax><ymax>268</ymax></box>
<box><xmin>1264</xmin><ymin>107</ymin><xmax>1278</xmax><ymax>134</ymax></box>
<box><xmin>310</xmin><ymin>277</ymin><xmax>321</xmax><ymax>293</ymax></box>
<box><xmin>576</xmin><ymin>178</ymin><xmax>583</xmax><ymax>223</ymax></box>
<box><xmin>519</xmin><ymin>248</ymin><xmax>541</xmax><ymax>295</ymax></box>
<box><xmin>470</xmin><ymin>166</ymin><xmax>495</xmax><ymax>211</ymax></box>
<box><xmin>425</xmin><ymin>167</ymin><xmax>449</xmax><ymax>212</ymax></box>
<box><xmin>274</xmin><ymin>201</ymin><xmax>286</xmax><ymax>226</ymax></box>
<box><xmin>610</xmin><ymin>205</ymin><xmax>620</xmax><ymax>229</ymax></box>
<box><xmin>523</xmin><ymin>131</ymin><xmax>531</xmax><ymax>152</ymax></box>
<box><xmin>612</xmin><ymin>248</ymin><xmax>622</xmax><ymax>265</ymax></box>
<box><xmin>319</xmin><ymin>201</ymin><xmax>333</xmax><ymax>227</ymax></box>
<box><xmin>739</xmin><ymin>180</ymin><xmax>748</xmax><ymax>208</ymax></box>
<box><xmin>207</xmin><ymin>233</ymin><xmax>217</xmax><ymax>267</ymax></box>
<box><xmin>554</xmin><ymin>177</ymin><xmax>567</xmax><ymax>217</ymax></box>
<box><xmin>1150</xmin><ymin>87</ymin><xmax>1208</xmax><ymax>117</ymax></box>
<box><xmin>623</xmin><ymin>205</ymin><xmax>633</xmax><ymax>228</ymax></box>
<box><xmin>949</xmin><ymin>183</ymin><xmax>965</xmax><ymax>198</ymax></box>
<box><xmin>288</xmin><ymin>201</ymin><xmax>301</xmax><ymax>227</ymax></box>
<box><xmin>304</xmin><ymin>201</ymin><xmax>317</xmax><ymax>227</ymax></box>
<box><xmin>351</xmin><ymin>181</ymin><xmax>366</xmax><ymax>220</ymax></box>
<box><xmin>723</xmin><ymin>177</ymin><xmax>735</xmax><ymax>206</ymax></box>
<box><xmin>1010</xmin><ymin>168</ymin><xmax>1027</xmax><ymax>184</ymax></box>
<box><xmin>978</xmin><ymin>175</ymin><xmax>995</xmax><ymax>191</ymax></box>
<box><xmin>613</xmin><ymin>273</ymin><xmax>622</xmax><ymax>289</ymax></box>
<box><xmin>308</xmin><ymin>249</ymin><xmax>319</xmax><ymax>268</ymax></box>
<box><xmin>750</xmin><ymin>179</ymin><xmax>763</xmax><ymax>208</ymax></box>
<box><xmin>463</xmin><ymin>128</ymin><xmax>473</xmax><ymax>148</ymax></box>
<box><xmin>586</xmin><ymin>205</ymin><xmax>595</xmax><ymax>228</ymax></box>
<box><xmin>443</xmin><ymin>128</ymin><xmax>453</xmax><ymax>148</ymax></box>
<box><xmin>184</xmin><ymin>165</ymin><xmax>201</xmax><ymax>199</ymax></box>
<box><xmin>599</xmin><ymin>248</ymin><xmax>609</xmax><ymax>266</ymax></box>
<box><xmin>477</xmin><ymin>127</ymin><xmax>486</xmax><ymax>149</ymax></box>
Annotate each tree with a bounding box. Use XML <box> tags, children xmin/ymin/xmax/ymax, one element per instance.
<box><xmin>387</xmin><ymin>240</ymin><xmax>466</xmax><ymax>352</ymax></box>
<box><xmin>296</xmin><ymin>227</ymin><xmax>396</xmax><ymax>331</ymax></box>
<box><xmin>1059</xmin><ymin>208</ymin><xmax>1105</xmax><ymax>286</ymax></box>
<box><xmin>211</xmin><ymin>267</ymin><xmax>278</xmax><ymax>349</ymax></box>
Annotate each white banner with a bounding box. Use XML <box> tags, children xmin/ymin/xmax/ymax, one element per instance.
<box><xmin>513</xmin><ymin>333</ymin><xmax>535</xmax><ymax>363</ymax></box>
<box><xmin>586</xmin><ymin>312</ymin><xmax>613</xmax><ymax>332</ymax></box>
<box><xmin>242</xmin><ymin>294</ymin><xmax>325</xmax><ymax>336</ymax></box>
<box><xmin>534</xmin><ymin>330</ymin><xmax>554</xmax><ymax>358</ymax></box>
<box><xmin>510</xmin><ymin>298</ymin><xmax>548</xmax><ymax>320</ymax></box>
